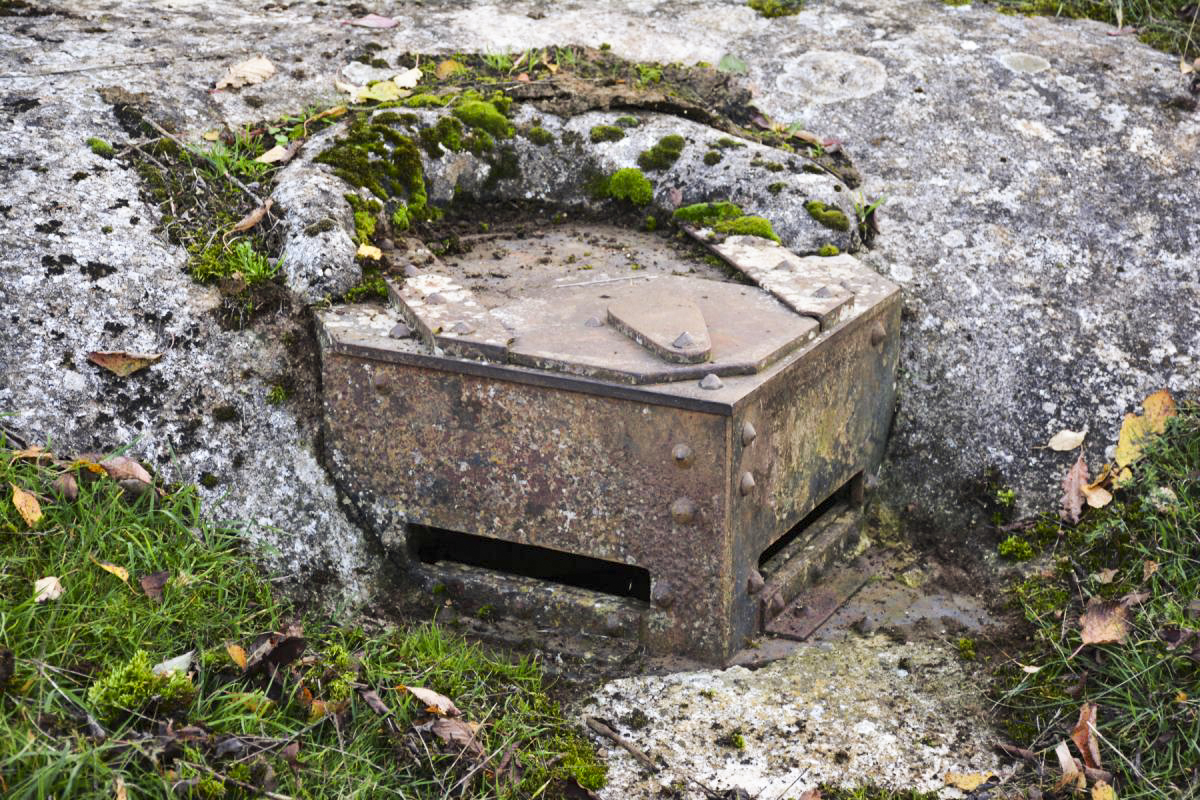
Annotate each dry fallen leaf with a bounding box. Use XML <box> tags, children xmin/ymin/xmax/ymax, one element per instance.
<box><xmin>99</xmin><ymin>456</ymin><xmax>152</xmax><ymax>485</ymax></box>
<box><xmin>88</xmin><ymin>351</ymin><xmax>162</xmax><ymax>377</ymax></box>
<box><xmin>1071</xmin><ymin>702</ymin><xmax>1102</xmax><ymax>769</ymax></box>
<box><xmin>401</xmin><ymin>685</ymin><xmax>460</xmax><ymax>716</ymax></box>
<box><xmin>153</xmin><ymin>650</ymin><xmax>194</xmax><ymax>676</ymax></box>
<box><xmin>139</xmin><ymin>570</ymin><xmax>170</xmax><ymax>602</ymax></box>
<box><xmin>11</xmin><ymin>445</ymin><xmax>50</xmax><ymax>463</ymax></box>
<box><xmin>356</xmin><ymin>243</ymin><xmax>382</xmax><ymax>260</ymax></box>
<box><xmin>202</xmin><ymin>130</ymin><xmax>221</xmax><ymax>142</ymax></box>
<box><xmin>356</xmin><ymin>80</ymin><xmax>409</xmax><ymax>103</ymax></box>
<box><xmin>1143</xmin><ymin>560</ymin><xmax>1160</xmax><ymax>581</ymax></box>
<box><xmin>394</xmin><ymin>66</ymin><xmax>422</xmax><ymax>89</ymax></box>
<box><xmin>34</xmin><ymin>576</ymin><xmax>64</xmax><ymax>603</ymax></box>
<box><xmin>1093</xmin><ymin>568</ymin><xmax>1118</xmax><ymax>585</ymax></box>
<box><xmin>420</xmin><ymin>716</ymin><xmax>484</xmax><ymax>758</ymax></box>
<box><xmin>114</xmin><ymin>774</ymin><xmax>127</xmax><ymax>800</ymax></box>
<box><xmin>231</xmin><ymin>198</ymin><xmax>274</xmax><ymax>231</ymax></box>
<box><xmin>1054</xmin><ymin>740</ymin><xmax>1085</xmax><ymax>792</ymax></box>
<box><xmin>1079</xmin><ymin>597</ymin><xmax>1129</xmax><ymax>648</ymax></box>
<box><xmin>358</xmin><ymin>688</ymin><xmax>390</xmax><ymax>716</ymax></box>
<box><xmin>11</xmin><ymin>483</ymin><xmax>42</xmax><ymax>528</ymax></box>
<box><xmin>435</xmin><ymin>59</ymin><xmax>465</xmax><ymax>80</ymax></box>
<box><xmin>347</xmin><ymin>12</ymin><xmax>398</xmax><ymax>28</ymax></box>
<box><xmin>215</xmin><ymin>56</ymin><xmax>275</xmax><ymax>90</ymax></box>
<box><xmin>226</xmin><ymin>642</ymin><xmax>248</xmax><ymax>669</ymax></box>
<box><xmin>255</xmin><ymin>142</ymin><xmax>301</xmax><ymax>165</ymax></box>
<box><xmin>1060</xmin><ymin>451</ymin><xmax>1088</xmax><ymax>524</ymax></box>
<box><xmin>1047</xmin><ymin>429</ymin><xmax>1087</xmax><ymax>451</ymax></box>
<box><xmin>51</xmin><ymin>473</ymin><xmax>78</xmax><ymax>501</ymax></box>
<box><xmin>798</xmin><ymin>791</ymin><xmax>822</xmax><ymax>800</ymax></box>
<box><xmin>1092</xmin><ymin>780</ymin><xmax>1118</xmax><ymax>800</ymax></box>
<box><xmin>1115</xmin><ymin>389</ymin><xmax>1176</xmax><ymax>469</ymax></box>
<box><xmin>944</xmin><ymin>772</ymin><xmax>995</xmax><ymax>791</ymax></box>
<box><xmin>91</xmin><ymin>555</ymin><xmax>130</xmax><ymax>585</ymax></box>
<box><xmin>1083</xmin><ymin>483</ymin><xmax>1113</xmax><ymax>509</ymax></box>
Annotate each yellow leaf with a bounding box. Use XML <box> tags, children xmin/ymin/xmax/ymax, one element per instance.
<box><xmin>34</xmin><ymin>576</ymin><xmax>64</xmax><ymax>603</ymax></box>
<box><xmin>11</xmin><ymin>445</ymin><xmax>50</xmax><ymax>462</ymax></box>
<box><xmin>90</xmin><ymin>555</ymin><xmax>129</xmax><ymax>584</ymax></box>
<box><xmin>1143</xmin><ymin>389</ymin><xmax>1176</xmax><ymax>432</ymax></box>
<box><xmin>114</xmin><ymin>774</ymin><xmax>128</xmax><ymax>800</ymax></box>
<box><xmin>435</xmin><ymin>59</ymin><xmax>465</xmax><ymax>80</ymax></box>
<box><xmin>355</xmin><ymin>80</ymin><xmax>409</xmax><ymax>103</ymax></box>
<box><xmin>356</xmin><ymin>244</ymin><xmax>382</xmax><ymax>260</ymax></box>
<box><xmin>1092</xmin><ymin>781</ymin><xmax>1118</xmax><ymax>800</ymax></box>
<box><xmin>944</xmin><ymin>772</ymin><xmax>994</xmax><ymax>791</ymax></box>
<box><xmin>226</xmin><ymin>642</ymin><xmax>248</xmax><ymax>669</ymax></box>
<box><xmin>255</xmin><ymin>145</ymin><xmax>290</xmax><ymax>164</ymax></box>
<box><xmin>1083</xmin><ymin>483</ymin><xmax>1113</xmax><ymax>509</ymax></box>
<box><xmin>1177</xmin><ymin>691</ymin><xmax>1188</xmax><ymax>703</ymax></box>
<box><xmin>1115</xmin><ymin>390</ymin><xmax>1176</xmax><ymax>468</ymax></box>
<box><xmin>10</xmin><ymin>483</ymin><xmax>42</xmax><ymax>528</ymax></box>
<box><xmin>202</xmin><ymin>130</ymin><xmax>221</xmax><ymax>141</ymax></box>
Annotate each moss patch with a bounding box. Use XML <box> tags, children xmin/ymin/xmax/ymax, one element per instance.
<box><xmin>637</xmin><ymin>133</ymin><xmax>686</xmax><ymax>171</ymax></box>
<box><xmin>703</xmin><ymin>150</ymin><xmax>723</xmax><ymax>166</ymax></box>
<box><xmin>315</xmin><ymin>113</ymin><xmax>429</xmax><ymax>229</ymax></box>
<box><xmin>606</xmin><ymin>167</ymin><xmax>654</xmax><ymax>206</ymax></box>
<box><xmin>523</xmin><ymin>125</ymin><xmax>555</xmax><ymax>146</ymax></box>
<box><xmin>589</xmin><ymin>124</ymin><xmax>626</xmax><ymax>143</ymax></box>
<box><xmin>86</xmin><ymin>136</ymin><xmax>115</xmax><ymax>158</ymax></box>
<box><xmin>452</xmin><ymin>99</ymin><xmax>514</xmax><ymax>139</ymax></box>
<box><xmin>749</xmin><ymin>0</ymin><xmax>806</xmax><ymax>17</ymax></box>
<box><xmin>804</xmin><ymin>199</ymin><xmax>850</xmax><ymax>232</ymax></box>
<box><xmin>672</xmin><ymin>201</ymin><xmax>744</xmax><ymax>226</ymax></box>
<box><xmin>713</xmin><ymin>215</ymin><xmax>781</xmax><ymax>243</ymax></box>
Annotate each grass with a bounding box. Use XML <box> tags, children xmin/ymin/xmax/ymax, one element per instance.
<box><xmin>0</xmin><ymin>436</ymin><xmax>604</xmax><ymax>798</ymax></box>
<box><xmin>968</xmin><ymin>0</ymin><xmax>1199</xmax><ymax>58</ymax></box>
<box><xmin>997</xmin><ymin>404</ymin><xmax>1200</xmax><ymax>797</ymax></box>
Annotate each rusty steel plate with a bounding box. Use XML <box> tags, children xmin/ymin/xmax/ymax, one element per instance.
<box><xmin>764</xmin><ymin>564</ymin><xmax>872</xmax><ymax>641</ymax></box>
<box><xmin>495</xmin><ymin>276</ymin><xmax>820</xmax><ymax>385</ymax></box>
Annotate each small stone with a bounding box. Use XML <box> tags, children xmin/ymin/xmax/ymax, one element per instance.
<box><xmin>699</xmin><ymin>373</ymin><xmax>724</xmax><ymax>390</ymax></box>
<box><xmin>584</xmin><ymin>316</ymin><xmax>604</xmax><ymax>328</ymax></box>
<box><xmin>388</xmin><ymin>323</ymin><xmax>411</xmax><ymax>339</ymax></box>
<box><xmin>813</xmin><ymin>286</ymin><xmax>834</xmax><ymax>298</ymax></box>
<box><xmin>426</xmin><ymin>292</ymin><xmax>447</xmax><ymax>305</ymax></box>
<box><xmin>449</xmin><ymin>321</ymin><xmax>474</xmax><ymax>335</ymax></box>
<box><xmin>672</xmin><ymin>331</ymin><xmax>696</xmax><ymax>349</ymax></box>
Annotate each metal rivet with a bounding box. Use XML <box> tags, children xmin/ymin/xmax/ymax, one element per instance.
<box><xmin>670</xmin><ymin>497</ymin><xmax>696</xmax><ymax>525</ymax></box>
<box><xmin>699</xmin><ymin>373</ymin><xmax>723</xmax><ymax>390</ymax></box>
<box><xmin>672</xmin><ymin>331</ymin><xmax>696</xmax><ymax>349</ymax></box>
<box><xmin>651</xmin><ymin>581</ymin><xmax>674</xmax><ymax>609</ymax></box>
<box><xmin>746</xmin><ymin>569</ymin><xmax>765</xmax><ymax>596</ymax></box>
<box><xmin>672</xmin><ymin>444</ymin><xmax>693</xmax><ymax>467</ymax></box>
<box><xmin>765</xmin><ymin>590</ymin><xmax>785</xmax><ymax>617</ymax></box>
<box><xmin>813</xmin><ymin>286</ymin><xmax>834</xmax><ymax>298</ymax></box>
<box><xmin>870</xmin><ymin>320</ymin><xmax>886</xmax><ymax>347</ymax></box>
<box><xmin>740</xmin><ymin>471</ymin><xmax>756</xmax><ymax>496</ymax></box>
<box><xmin>741</xmin><ymin>421</ymin><xmax>757</xmax><ymax>446</ymax></box>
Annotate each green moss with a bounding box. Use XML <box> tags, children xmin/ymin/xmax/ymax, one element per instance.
<box><xmin>956</xmin><ymin>636</ymin><xmax>977</xmax><ymax>661</ymax></box>
<box><xmin>464</xmin><ymin>129</ymin><xmax>495</xmax><ymax>155</ymax></box>
<box><xmin>304</xmin><ymin>218</ymin><xmax>337</xmax><ymax>236</ymax></box>
<box><xmin>86</xmin><ymin>136</ymin><xmax>115</xmax><ymax>158</ymax></box>
<box><xmin>315</xmin><ymin>114</ymin><xmax>429</xmax><ymax>228</ymax></box>
<box><xmin>713</xmin><ymin>215</ymin><xmax>781</xmax><ymax>243</ymax></box>
<box><xmin>615</xmin><ymin>115</ymin><xmax>640</xmax><ymax>128</ymax></box>
<box><xmin>643</xmin><ymin>215</ymin><xmax>657</xmax><ymax>232</ymax></box>
<box><xmin>401</xmin><ymin>93</ymin><xmax>451</xmax><ymax>109</ymax></box>
<box><xmin>590</xmin><ymin>124</ymin><xmax>626</xmax><ymax>143</ymax></box>
<box><xmin>804</xmin><ymin>199</ymin><xmax>850</xmax><ymax>232</ymax></box>
<box><xmin>418</xmin><ymin>116</ymin><xmax>465</xmax><ymax>157</ymax></box>
<box><xmin>266</xmin><ymin>384</ymin><xmax>288</xmax><ymax>405</ymax></box>
<box><xmin>748</xmin><ymin>0</ymin><xmax>805</xmax><ymax>17</ymax></box>
<box><xmin>87</xmin><ymin>650</ymin><xmax>196</xmax><ymax>723</ymax></box>
<box><xmin>344</xmin><ymin>193</ymin><xmax>382</xmax><ymax>244</ymax></box>
<box><xmin>818</xmin><ymin>244</ymin><xmax>840</xmax><ymax>257</ymax></box>
<box><xmin>372</xmin><ymin>111</ymin><xmax>419</xmax><ymax>127</ymax></box>
<box><xmin>765</xmin><ymin>161</ymin><xmax>785</xmax><ymax>172</ymax></box>
<box><xmin>637</xmin><ymin>133</ymin><xmax>686</xmax><ymax>171</ymax></box>
<box><xmin>714</xmin><ymin>137</ymin><xmax>746</xmax><ymax>149</ymax></box>
<box><xmin>703</xmin><ymin>150</ymin><xmax>723</xmax><ymax>166</ymax></box>
<box><xmin>997</xmin><ymin>534</ymin><xmax>1035</xmax><ymax>561</ymax></box>
<box><xmin>606</xmin><ymin>168</ymin><xmax>653</xmax><ymax>206</ymax></box>
<box><xmin>452</xmin><ymin>100</ymin><xmax>514</xmax><ymax>138</ymax></box>
<box><xmin>391</xmin><ymin>205</ymin><xmax>411</xmax><ymax>231</ymax></box>
<box><xmin>484</xmin><ymin>146</ymin><xmax>521</xmax><ymax>188</ymax></box>
<box><xmin>636</xmin><ymin>65</ymin><xmax>663</xmax><ymax>87</ymax></box>
<box><xmin>672</xmin><ymin>201</ymin><xmax>744</xmax><ymax>226</ymax></box>
<box><xmin>768</xmin><ymin>181</ymin><xmax>787</xmax><ymax>195</ymax></box>
<box><xmin>524</xmin><ymin>125</ymin><xmax>555</xmax><ymax>146</ymax></box>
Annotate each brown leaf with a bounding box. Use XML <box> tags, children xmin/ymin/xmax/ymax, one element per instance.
<box><xmin>516</xmin><ymin>72</ymin><xmax>531</xmax><ymax>83</ymax></box>
<box><xmin>347</xmin><ymin>13</ymin><xmax>398</xmax><ymax>28</ymax></box>
<box><xmin>1060</xmin><ymin>451</ymin><xmax>1088</xmax><ymax>524</ymax></box>
<box><xmin>255</xmin><ymin>142</ymin><xmax>302</xmax><ymax>165</ymax></box>
<box><xmin>11</xmin><ymin>483</ymin><xmax>42</xmax><ymax>528</ymax></box>
<box><xmin>215</xmin><ymin>56</ymin><xmax>275</xmax><ymax>90</ymax></box>
<box><xmin>281</xmin><ymin>741</ymin><xmax>300</xmax><ymax>772</ymax></box>
<box><xmin>1070</xmin><ymin>703</ymin><xmax>1102</xmax><ymax>769</ymax></box>
<box><xmin>88</xmin><ymin>350</ymin><xmax>162</xmax><ymax>377</ymax></box>
<box><xmin>1145</xmin><ymin>558</ymin><xmax>1162</xmax><ymax>580</ymax></box>
<box><xmin>1120</xmin><ymin>590</ymin><xmax>1150</xmax><ymax>607</ymax></box>
<box><xmin>231</xmin><ymin>198</ymin><xmax>274</xmax><ymax>232</ymax></box>
<box><xmin>357</xmin><ymin>687</ymin><xmax>390</xmax><ymax>716</ymax></box>
<box><xmin>1079</xmin><ymin>597</ymin><xmax>1129</xmax><ymax>647</ymax></box>
<box><xmin>12</xmin><ymin>445</ymin><xmax>52</xmax><ymax>463</ymax></box>
<box><xmin>51</xmin><ymin>473</ymin><xmax>78</xmax><ymax>501</ymax></box>
<box><xmin>401</xmin><ymin>685</ymin><xmax>460</xmax><ymax>716</ymax></box>
<box><xmin>139</xmin><ymin>570</ymin><xmax>170</xmax><ymax>602</ymax></box>
<box><xmin>1159</xmin><ymin>626</ymin><xmax>1196</xmax><ymax>651</ymax></box>
<box><xmin>99</xmin><ymin>456</ymin><xmax>152</xmax><ymax>485</ymax></box>
<box><xmin>243</xmin><ymin>627</ymin><xmax>307</xmax><ymax>676</ymax></box>
<box><xmin>418</xmin><ymin>717</ymin><xmax>484</xmax><ymax>759</ymax></box>
<box><xmin>1093</xmin><ymin>568</ymin><xmax>1118</xmax><ymax>585</ymax></box>
<box><xmin>798</xmin><ymin>791</ymin><xmax>823</xmax><ymax>800</ymax></box>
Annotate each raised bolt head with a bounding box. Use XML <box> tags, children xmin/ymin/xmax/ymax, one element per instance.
<box><xmin>699</xmin><ymin>373</ymin><xmax>724</xmax><ymax>390</ymax></box>
<box><xmin>670</xmin><ymin>497</ymin><xmax>697</xmax><ymax>525</ymax></box>
<box><xmin>672</xmin><ymin>331</ymin><xmax>696</xmax><ymax>349</ymax></box>
<box><xmin>812</xmin><ymin>286</ymin><xmax>834</xmax><ymax>298</ymax></box>
<box><xmin>389</xmin><ymin>323</ymin><xmax>412</xmax><ymax>339</ymax></box>
<box><xmin>746</xmin><ymin>569</ymin><xmax>766</xmax><ymax>596</ymax></box>
<box><xmin>426</xmin><ymin>292</ymin><xmax>447</xmax><ymax>305</ymax></box>
<box><xmin>672</xmin><ymin>444</ymin><xmax>693</xmax><ymax>467</ymax></box>
<box><xmin>449</xmin><ymin>321</ymin><xmax>475</xmax><ymax>335</ymax></box>
<box><xmin>741</xmin><ymin>421</ymin><xmax>757</xmax><ymax>446</ymax></box>
<box><xmin>740</xmin><ymin>471</ymin><xmax>756</xmax><ymax>496</ymax></box>
<box><xmin>870</xmin><ymin>320</ymin><xmax>887</xmax><ymax>347</ymax></box>
<box><xmin>651</xmin><ymin>581</ymin><xmax>674</xmax><ymax>609</ymax></box>
<box><xmin>584</xmin><ymin>315</ymin><xmax>604</xmax><ymax>328</ymax></box>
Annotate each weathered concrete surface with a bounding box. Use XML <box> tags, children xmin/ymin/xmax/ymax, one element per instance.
<box><xmin>584</xmin><ymin>635</ymin><xmax>1006</xmax><ymax>798</ymax></box>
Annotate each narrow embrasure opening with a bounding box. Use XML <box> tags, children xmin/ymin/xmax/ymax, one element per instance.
<box><xmin>757</xmin><ymin>478</ymin><xmax>856</xmax><ymax>573</ymax></box>
<box><xmin>408</xmin><ymin>524</ymin><xmax>651</xmax><ymax>602</ymax></box>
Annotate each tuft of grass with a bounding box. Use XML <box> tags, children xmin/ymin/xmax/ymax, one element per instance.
<box><xmin>86</xmin><ymin>137</ymin><xmax>115</xmax><ymax>159</ymax></box>
<box><xmin>748</xmin><ymin>0</ymin><xmax>806</xmax><ymax>17</ymax></box>
<box><xmin>0</xmin><ymin>437</ymin><xmax>605</xmax><ymax>798</ymax></box>
<box><xmin>997</xmin><ymin>405</ymin><xmax>1200</xmax><ymax>798</ymax></box>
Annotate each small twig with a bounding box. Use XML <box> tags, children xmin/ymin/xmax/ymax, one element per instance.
<box><xmin>583</xmin><ymin>716</ymin><xmax>657</xmax><ymax>773</ymax></box>
<box><xmin>996</xmin><ymin>741</ymin><xmax>1037</xmax><ymax>761</ymax></box>
<box><xmin>0</xmin><ymin>59</ymin><xmax>165</xmax><ymax>79</ymax></box>
<box><xmin>140</xmin><ymin>116</ymin><xmax>263</xmax><ymax>206</ymax></box>
<box><xmin>179</xmin><ymin>761</ymin><xmax>295</xmax><ymax>800</ymax></box>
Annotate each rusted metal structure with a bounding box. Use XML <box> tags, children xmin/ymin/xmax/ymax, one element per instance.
<box><xmin>317</xmin><ymin>226</ymin><xmax>900</xmax><ymax>662</ymax></box>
